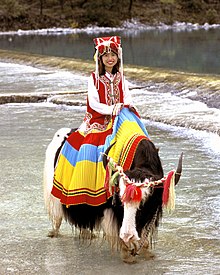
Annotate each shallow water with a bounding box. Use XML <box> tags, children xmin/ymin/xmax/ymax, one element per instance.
<box><xmin>0</xmin><ymin>62</ymin><xmax>220</xmax><ymax>274</ymax></box>
<box><xmin>0</xmin><ymin>27</ymin><xmax>220</xmax><ymax>74</ymax></box>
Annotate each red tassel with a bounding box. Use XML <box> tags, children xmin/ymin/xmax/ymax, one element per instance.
<box><xmin>162</xmin><ymin>170</ymin><xmax>175</xmax><ymax>206</ymax></box>
<box><xmin>122</xmin><ymin>184</ymin><xmax>142</xmax><ymax>203</ymax></box>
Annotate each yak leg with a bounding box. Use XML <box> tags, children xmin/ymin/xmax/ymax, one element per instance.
<box><xmin>48</xmin><ymin>217</ymin><xmax>62</xmax><ymax>238</ymax></box>
<box><xmin>141</xmin><ymin>239</ymin><xmax>155</xmax><ymax>260</ymax></box>
<box><xmin>47</xmin><ymin>196</ymin><xmax>63</xmax><ymax>238</ymax></box>
<box><xmin>44</xmin><ymin>151</ymin><xmax>63</xmax><ymax>238</ymax></box>
<box><xmin>44</xmin><ymin>156</ymin><xmax>63</xmax><ymax>237</ymax></box>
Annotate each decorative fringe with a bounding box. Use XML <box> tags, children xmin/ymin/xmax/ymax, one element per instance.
<box><xmin>162</xmin><ymin>170</ymin><xmax>176</xmax><ymax>213</ymax></box>
<box><xmin>94</xmin><ymin>49</ymin><xmax>99</xmax><ymax>90</ymax></box>
<box><xmin>121</xmin><ymin>183</ymin><xmax>142</xmax><ymax>203</ymax></box>
<box><xmin>104</xmin><ymin>156</ymin><xmax>177</xmax><ymax>211</ymax></box>
<box><xmin>104</xmin><ymin>157</ymin><xmax>121</xmax><ymax>195</ymax></box>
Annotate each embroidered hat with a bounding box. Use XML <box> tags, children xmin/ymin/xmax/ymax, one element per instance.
<box><xmin>93</xmin><ymin>36</ymin><xmax>122</xmax><ymax>57</ymax></box>
<box><xmin>93</xmin><ymin>36</ymin><xmax>124</xmax><ymax>89</ymax></box>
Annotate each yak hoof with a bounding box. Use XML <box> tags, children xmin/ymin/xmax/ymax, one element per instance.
<box><xmin>47</xmin><ymin>230</ymin><xmax>60</xmax><ymax>238</ymax></box>
<box><xmin>143</xmin><ymin>250</ymin><xmax>155</xmax><ymax>260</ymax></box>
<box><xmin>139</xmin><ymin>239</ymin><xmax>155</xmax><ymax>260</ymax></box>
<box><xmin>120</xmin><ymin>249</ymin><xmax>137</xmax><ymax>264</ymax></box>
<box><xmin>120</xmin><ymin>241</ymin><xmax>137</xmax><ymax>264</ymax></box>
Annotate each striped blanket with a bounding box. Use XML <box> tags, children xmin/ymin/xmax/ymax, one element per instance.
<box><xmin>52</xmin><ymin>107</ymin><xmax>149</xmax><ymax>206</ymax></box>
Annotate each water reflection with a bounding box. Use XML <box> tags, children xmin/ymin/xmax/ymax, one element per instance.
<box><xmin>0</xmin><ymin>28</ymin><xmax>220</xmax><ymax>74</ymax></box>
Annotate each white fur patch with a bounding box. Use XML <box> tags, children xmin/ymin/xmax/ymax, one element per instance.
<box><xmin>118</xmin><ymin>177</ymin><xmax>151</xmax><ymax>244</ymax></box>
<box><xmin>43</xmin><ymin>127</ymin><xmax>71</xmax><ymax>220</ymax></box>
<box><xmin>120</xmin><ymin>202</ymin><xmax>140</xmax><ymax>243</ymax></box>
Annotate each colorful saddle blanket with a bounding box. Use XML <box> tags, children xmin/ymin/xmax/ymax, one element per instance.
<box><xmin>51</xmin><ymin>107</ymin><xmax>149</xmax><ymax>206</ymax></box>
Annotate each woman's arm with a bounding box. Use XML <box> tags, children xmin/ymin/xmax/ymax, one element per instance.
<box><xmin>123</xmin><ymin>78</ymin><xmax>132</xmax><ymax>105</ymax></box>
<box><xmin>87</xmin><ymin>75</ymin><xmax>114</xmax><ymax>115</ymax></box>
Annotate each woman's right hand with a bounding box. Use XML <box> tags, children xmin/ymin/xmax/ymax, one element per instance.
<box><xmin>112</xmin><ymin>103</ymin><xmax>124</xmax><ymax>116</ymax></box>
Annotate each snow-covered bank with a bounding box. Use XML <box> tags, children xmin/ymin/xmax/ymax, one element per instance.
<box><xmin>0</xmin><ymin>20</ymin><xmax>220</xmax><ymax>36</ymax></box>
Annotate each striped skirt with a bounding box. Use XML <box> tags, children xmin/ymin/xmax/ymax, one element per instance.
<box><xmin>51</xmin><ymin>107</ymin><xmax>149</xmax><ymax>206</ymax></box>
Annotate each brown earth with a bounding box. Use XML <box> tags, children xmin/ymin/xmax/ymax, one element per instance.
<box><xmin>0</xmin><ymin>0</ymin><xmax>220</xmax><ymax>31</ymax></box>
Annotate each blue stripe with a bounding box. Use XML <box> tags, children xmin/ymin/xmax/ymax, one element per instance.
<box><xmin>61</xmin><ymin>141</ymin><xmax>78</xmax><ymax>166</ymax></box>
<box><xmin>62</xmin><ymin>141</ymin><xmax>105</xmax><ymax>166</ymax></box>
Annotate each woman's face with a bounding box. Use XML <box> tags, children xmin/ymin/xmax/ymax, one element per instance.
<box><xmin>101</xmin><ymin>51</ymin><xmax>118</xmax><ymax>73</ymax></box>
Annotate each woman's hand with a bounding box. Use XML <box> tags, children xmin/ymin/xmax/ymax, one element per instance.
<box><xmin>128</xmin><ymin>105</ymin><xmax>136</xmax><ymax>113</ymax></box>
<box><xmin>113</xmin><ymin>103</ymin><xmax>124</xmax><ymax>116</ymax></box>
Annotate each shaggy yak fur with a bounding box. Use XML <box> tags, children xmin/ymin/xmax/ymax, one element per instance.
<box><xmin>44</xmin><ymin>127</ymin><xmax>182</xmax><ymax>263</ymax></box>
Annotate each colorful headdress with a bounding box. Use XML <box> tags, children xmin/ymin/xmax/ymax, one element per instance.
<box><xmin>93</xmin><ymin>36</ymin><xmax>122</xmax><ymax>58</ymax></box>
<box><xmin>93</xmin><ymin>36</ymin><xmax>124</xmax><ymax>89</ymax></box>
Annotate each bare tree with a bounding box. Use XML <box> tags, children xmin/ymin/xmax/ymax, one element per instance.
<box><xmin>129</xmin><ymin>0</ymin><xmax>133</xmax><ymax>12</ymax></box>
<box><xmin>39</xmin><ymin>0</ymin><xmax>45</xmax><ymax>16</ymax></box>
<box><xmin>128</xmin><ymin>0</ymin><xmax>133</xmax><ymax>18</ymax></box>
<box><xmin>59</xmin><ymin>0</ymin><xmax>65</xmax><ymax>11</ymax></box>
<box><xmin>68</xmin><ymin>0</ymin><xmax>74</xmax><ymax>10</ymax></box>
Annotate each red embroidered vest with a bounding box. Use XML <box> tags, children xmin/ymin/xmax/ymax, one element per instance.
<box><xmin>85</xmin><ymin>72</ymin><xmax>124</xmax><ymax>131</ymax></box>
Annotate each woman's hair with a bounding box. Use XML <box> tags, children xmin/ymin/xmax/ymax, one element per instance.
<box><xmin>98</xmin><ymin>55</ymin><xmax>120</xmax><ymax>75</ymax></box>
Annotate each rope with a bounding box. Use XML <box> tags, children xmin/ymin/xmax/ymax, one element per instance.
<box><xmin>104</xmin><ymin>155</ymin><xmax>177</xmax><ymax>212</ymax></box>
<box><xmin>105</xmin><ymin>155</ymin><xmax>167</xmax><ymax>190</ymax></box>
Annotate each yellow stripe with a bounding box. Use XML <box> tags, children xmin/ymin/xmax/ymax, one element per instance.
<box><xmin>54</xmin><ymin>154</ymin><xmax>106</xmax><ymax>193</ymax></box>
<box><xmin>108</xmin><ymin>121</ymin><xmax>145</xmax><ymax>163</ymax></box>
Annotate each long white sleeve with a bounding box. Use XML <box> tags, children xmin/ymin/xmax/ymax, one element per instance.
<box><xmin>123</xmin><ymin>79</ymin><xmax>132</xmax><ymax>105</ymax></box>
<box><xmin>87</xmin><ymin>75</ymin><xmax>114</xmax><ymax>115</ymax></box>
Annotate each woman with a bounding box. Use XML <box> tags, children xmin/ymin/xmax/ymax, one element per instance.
<box><xmin>52</xmin><ymin>36</ymin><xmax>147</xmax><ymax>207</ymax></box>
<box><xmin>78</xmin><ymin>35</ymin><xmax>133</xmax><ymax>134</ymax></box>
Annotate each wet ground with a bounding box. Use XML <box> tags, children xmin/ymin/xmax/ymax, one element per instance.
<box><xmin>0</xmin><ymin>61</ymin><xmax>220</xmax><ymax>275</ymax></box>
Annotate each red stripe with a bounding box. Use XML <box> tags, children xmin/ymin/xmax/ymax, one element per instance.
<box><xmin>67</xmin><ymin>131</ymin><xmax>84</xmax><ymax>150</ymax></box>
<box><xmin>121</xmin><ymin>135</ymin><xmax>148</xmax><ymax>171</ymax></box>
<box><xmin>51</xmin><ymin>186</ymin><xmax>111</xmax><ymax>206</ymax></box>
<box><xmin>67</xmin><ymin>128</ymin><xmax>112</xmax><ymax>148</ymax></box>
<box><xmin>53</xmin><ymin>178</ymin><xmax>105</xmax><ymax>194</ymax></box>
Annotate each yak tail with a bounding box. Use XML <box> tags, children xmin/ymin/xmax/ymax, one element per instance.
<box><xmin>43</xmin><ymin>127</ymin><xmax>71</xmax><ymax>237</ymax></box>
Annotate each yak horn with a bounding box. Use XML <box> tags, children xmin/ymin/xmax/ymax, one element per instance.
<box><xmin>175</xmin><ymin>152</ymin><xmax>183</xmax><ymax>185</ymax></box>
<box><xmin>102</xmin><ymin>142</ymin><xmax>116</xmax><ymax>169</ymax></box>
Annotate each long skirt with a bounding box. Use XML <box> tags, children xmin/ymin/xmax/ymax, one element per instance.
<box><xmin>51</xmin><ymin>107</ymin><xmax>149</xmax><ymax>206</ymax></box>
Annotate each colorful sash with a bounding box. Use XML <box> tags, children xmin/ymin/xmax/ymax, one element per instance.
<box><xmin>51</xmin><ymin>107</ymin><xmax>149</xmax><ymax>206</ymax></box>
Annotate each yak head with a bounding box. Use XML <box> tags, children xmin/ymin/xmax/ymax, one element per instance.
<box><xmin>103</xmin><ymin>138</ymin><xmax>183</xmax><ymax>262</ymax></box>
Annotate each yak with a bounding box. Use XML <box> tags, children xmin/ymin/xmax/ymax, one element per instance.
<box><xmin>43</xmin><ymin>126</ymin><xmax>182</xmax><ymax>263</ymax></box>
